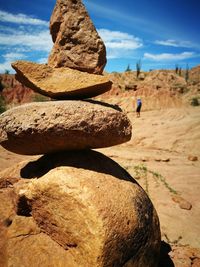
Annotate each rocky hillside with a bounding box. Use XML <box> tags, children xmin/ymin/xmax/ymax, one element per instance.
<box><xmin>0</xmin><ymin>74</ymin><xmax>49</xmax><ymax>107</ymax></box>
<box><xmin>0</xmin><ymin>65</ymin><xmax>200</xmax><ymax>111</ymax></box>
<box><xmin>98</xmin><ymin>65</ymin><xmax>200</xmax><ymax>111</ymax></box>
<box><xmin>0</xmin><ymin>74</ymin><xmax>34</xmax><ymax>105</ymax></box>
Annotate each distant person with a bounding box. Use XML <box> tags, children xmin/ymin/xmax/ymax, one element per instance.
<box><xmin>136</xmin><ymin>98</ymin><xmax>142</xmax><ymax>117</ymax></box>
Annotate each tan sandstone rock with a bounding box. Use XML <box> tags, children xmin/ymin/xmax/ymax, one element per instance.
<box><xmin>48</xmin><ymin>0</ymin><xmax>106</xmax><ymax>74</ymax></box>
<box><xmin>12</xmin><ymin>61</ymin><xmax>112</xmax><ymax>99</ymax></box>
<box><xmin>0</xmin><ymin>150</ymin><xmax>161</xmax><ymax>267</ymax></box>
<box><xmin>0</xmin><ymin>100</ymin><xmax>131</xmax><ymax>155</ymax></box>
<box><xmin>6</xmin><ymin>216</ymin><xmax>78</xmax><ymax>267</ymax></box>
<box><xmin>0</xmin><ymin>187</ymin><xmax>17</xmax><ymax>267</ymax></box>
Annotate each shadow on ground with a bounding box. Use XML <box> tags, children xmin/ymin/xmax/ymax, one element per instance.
<box><xmin>158</xmin><ymin>241</ymin><xmax>174</xmax><ymax>267</ymax></box>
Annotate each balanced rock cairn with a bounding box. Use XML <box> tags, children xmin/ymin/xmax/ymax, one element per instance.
<box><xmin>0</xmin><ymin>0</ymin><xmax>161</xmax><ymax>266</ymax></box>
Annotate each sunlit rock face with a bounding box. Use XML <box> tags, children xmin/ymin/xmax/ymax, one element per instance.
<box><xmin>12</xmin><ymin>61</ymin><xmax>112</xmax><ymax>99</ymax></box>
<box><xmin>48</xmin><ymin>0</ymin><xmax>107</xmax><ymax>74</ymax></box>
<box><xmin>0</xmin><ymin>100</ymin><xmax>132</xmax><ymax>155</ymax></box>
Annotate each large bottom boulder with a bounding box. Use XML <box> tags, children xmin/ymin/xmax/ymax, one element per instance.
<box><xmin>0</xmin><ymin>150</ymin><xmax>161</xmax><ymax>267</ymax></box>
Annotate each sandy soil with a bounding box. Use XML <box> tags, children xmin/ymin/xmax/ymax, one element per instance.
<box><xmin>98</xmin><ymin>106</ymin><xmax>200</xmax><ymax>249</ymax></box>
<box><xmin>0</xmin><ymin>106</ymin><xmax>200</xmax><ymax>250</ymax></box>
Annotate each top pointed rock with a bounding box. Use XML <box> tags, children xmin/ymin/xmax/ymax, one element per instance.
<box><xmin>48</xmin><ymin>0</ymin><xmax>107</xmax><ymax>74</ymax></box>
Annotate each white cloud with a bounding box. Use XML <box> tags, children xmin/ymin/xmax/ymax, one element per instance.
<box><xmin>0</xmin><ymin>29</ymin><xmax>52</xmax><ymax>52</ymax></box>
<box><xmin>0</xmin><ymin>10</ymin><xmax>48</xmax><ymax>26</ymax></box>
<box><xmin>37</xmin><ymin>57</ymin><xmax>48</xmax><ymax>64</ymax></box>
<box><xmin>0</xmin><ymin>52</ymin><xmax>27</xmax><ymax>73</ymax></box>
<box><xmin>84</xmin><ymin>1</ymin><xmax>166</xmax><ymax>38</ymax></box>
<box><xmin>98</xmin><ymin>29</ymin><xmax>143</xmax><ymax>59</ymax></box>
<box><xmin>0</xmin><ymin>10</ymin><xmax>52</xmax><ymax>73</ymax></box>
<box><xmin>0</xmin><ymin>27</ymin><xmax>52</xmax><ymax>72</ymax></box>
<box><xmin>0</xmin><ymin>9</ymin><xmax>142</xmax><ymax>71</ymax></box>
<box><xmin>3</xmin><ymin>52</ymin><xmax>26</xmax><ymax>61</ymax></box>
<box><xmin>0</xmin><ymin>61</ymin><xmax>13</xmax><ymax>73</ymax></box>
<box><xmin>155</xmin><ymin>39</ymin><xmax>194</xmax><ymax>48</ymax></box>
<box><xmin>144</xmin><ymin>52</ymin><xmax>195</xmax><ymax>61</ymax></box>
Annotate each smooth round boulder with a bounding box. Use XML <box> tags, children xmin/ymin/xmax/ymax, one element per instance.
<box><xmin>0</xmin><ymin>100</ymin><xmax>132</xmax><ymax>155</ymax></box>
<box><xmin>0</xmin><ymin>150</ymin><xmax>161</xmax><ymax>267</ymax></box>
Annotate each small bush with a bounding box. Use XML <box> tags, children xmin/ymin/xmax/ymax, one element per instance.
<box><xmin>4</xmin><ymin>70</ymin><xmax>10</xmax><ymax>74</ymax></box>
<box><xmin>111</xmin><ymin>71</ymin><xmax>118</xmax><ymax>74</ymax></box>
<box><xmin>133</xmin><ymin>164</ymin><xmax>177</xmax><ymax>195</ymax></box>
<box><xmin>125</xmin><ymin>64</ymin><xmax>131</xmax><ymax>72</ymax></box>
<box><xmin>190</xmin><ymin>97</ymin><xmax>199</xmax><ymax>106</ymax></box>
<box><xmin>32</xmin><ymin>94</ymin><xmax>49</xmax><ymax>102</ymax></box>
<box><xmin>0</xmin><ymin>78</ymin><xmax>5</xmax><ymax>91</ymax></box>
<box><xmin>0</xmin><ymin>95</ymin><xmax>6</xmax><ymax>113</ymax></box>
<box><xmin>136</xmin><ymin>60</ymin><xmax>142</xmax><ymax>78</ymax></box>
<box><xmin>175</xmin><ymin>64</ymin><xmax>179</xmax><ymax>74</ymax></box>
<box><xmin>185</xmin><ymin>64</ymin><xmax>189</xmax><ymax>82</ymax></box>
<box><xmin>171</xmin><ymin>84</ymin><xmax>189</xmax><ymax>94</ymax></box>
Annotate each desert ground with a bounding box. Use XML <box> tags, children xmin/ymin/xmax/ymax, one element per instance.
<box><xmin>99</xmin><ymin>106</ymin><xmax>200</xmax><ymax>248</ymax></box>
<box><xmin>1</xmin><ymin>67</ymin><xmax>200</xmax><ymax>265</ymax></box>
<box><xmin>0</xmin><ymin>105</ymin><xmax>199</xmax><ymax>250</ymax></box>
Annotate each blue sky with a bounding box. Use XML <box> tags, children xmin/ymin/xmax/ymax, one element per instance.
<box><xmin>0</xmin><ymin>0</ymin><xmax>199</xmax><ymax>73</ymax></box>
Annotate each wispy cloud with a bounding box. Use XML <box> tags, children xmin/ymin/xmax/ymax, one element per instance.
<box><xmin>0</xmin><ymin>29</ymin><xmax>52</xmax><ymax>52</ymax></box>
<box><xmin>37</xmin><ymin>57</ymin><xmax>48</xmax><ymax>64</ymax></box>
<box><xmin>0</xmin><ymin>10</ymin><xmax>52</xmax><ymax>73</ymax></box>
<box><xmin>155</xmin><ymin>39</ymin><xmax>194</xmax><ymax>48</ymax></box>
<box><xmin>0</xmin><ymin>10</ymin><xmax>48</xmax><ymax>26</ymax></box>
<box><xmin>0</xmin><ymin>10</ymin><xmax>142</xmax><ymax>70</ymax></box>
<box><xmin>98</xmin><ymin>29</ymin><xmax>143</xmax><ymax>59</ymax></box>
<box><xmin>84</xmin><ymin>1</ymin><xmax>178</xmax><ymax>39</ymax></box>
<box><xmin>144</xmin><ymin>52</ymin><xmax>195</xmax><ymax>61</ymax></box>
<box><xmin>0</xmin><ymin>27</ymin><xmax>52</xmax><ymax>72</ymax></box>
<box><xmin>0</xmin><ymin>52</ymin><xmax>27</xmax><ymax>73</ymax></box>
<box><xmin>84</xmin><ymin>1</ymin><xmax>146</xmax><ymax>27</ymax></box>
<box><xmin>3</xmin><ymin>52</ymin><xmax>26</xmax><ymax>61</ymax></box>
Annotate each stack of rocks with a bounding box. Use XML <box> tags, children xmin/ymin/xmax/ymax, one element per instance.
<box><xmin>0</xmin><ymin>0</ymin><xmax>161</xmax><ymax>266</ymax></box>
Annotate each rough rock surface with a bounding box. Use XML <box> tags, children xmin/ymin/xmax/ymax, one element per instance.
<box><xmin>0</xmin><ymin>74</ymin><xmax>35</xmax><ymax>104</ymax></box>
<box><xmin>0</xmin><ymin>100</ymin><xmax>131</xmax><ymax>155</ymax></box>
<box><xmin>158</xmin><ymin>242</ymin><xmax>200</xmax><ymax>267</ymax></box>
<box><xmin>48</xmin><ymin>0</ymin><xmax>106</xmax><ymax>74</ymax></box>
<box><xmin>12</xmin><ymin>61</ymin><xmax>112</xmax><ymax>99</ymax></box>
<box><xmin>0</xmin><ymin>150</ymin><xmax>161</xmax><ymax>267</ymax></box>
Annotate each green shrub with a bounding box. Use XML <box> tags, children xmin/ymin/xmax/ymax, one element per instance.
<box><xmin>125</xmin><ymin>64</ymin><xmax>131</xmax><ymax>72</ymax></box>
<box><xmin>0</xmin><ymin>78</ymin><xmax>5</xmax><ymax>91</ymax></box>
<box><xmin>133</xmin><ymin>164</ymin><xmax>177</xmax><ymax>195</ymax></box>
<box><xmin>32</xmin><ymin>94</ymin><xmax>49</xmax><ymax>102</ymax></box>
<box><xmin>0</xmin><ymin>95</ymin><xmax>6</xmax><ymax>113</ymax></box>
<box><xmin>4</xmin><ymin>70</ymin><xmax>10</xmax><ymax>74</ymax></box>
<box><xmin>171</xmin><ymin>84</ymin><xmax>189</xmax><ymax>94</ymax></box>
<box><xmin>175</xmin><ymin>64</ymin><xmax>179</xmax><ymax>74</ymax></box>
<box><xmin>190</xmin><ymin>97</ymin><xmax>199</xmax><ymax>106</ymax></box>
<box><xmin>136</xmin><ymin>60</ymin><xmax>142</xmax><ymax>78</ymax></box>
<box><xmin>185</xmin><ymin>63</ymin><xmax>189</xmax><ymax>82</ymax></box>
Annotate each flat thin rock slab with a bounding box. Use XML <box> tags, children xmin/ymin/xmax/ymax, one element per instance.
<box><xmin>0</xmin><ymin>100</ymin><xmax>132</xmax><ymax>155</ymax></box>
<box><xmin>48</xmin><ymin>0</ymin><xmax>106</xmax><ymax>74</ymax></box>
<box><xmin>11</xmin><ymin>61</ymin><xmax>112</xmax><ymax>99</ymax></box>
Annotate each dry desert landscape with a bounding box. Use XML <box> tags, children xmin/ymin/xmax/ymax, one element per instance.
<box><xmin>1</xmin><ymin>0</ymin><xmax>200</xmax><ymax>265</ymax></box>
<box><xmin>0</xmin><ymin>66</ymin><xmax>200</xmax><ymax>266</ymax></box>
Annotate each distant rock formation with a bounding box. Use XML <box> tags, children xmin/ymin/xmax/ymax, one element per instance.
<box><xmin>0</xmin><ymin>74</ymin><xmax>34</xmax><ymax>104</ymax></box>
<box><xmin>48</xmin><ymin>0</ymin><xmax>106</xmax><ymax>74</ymax></box>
